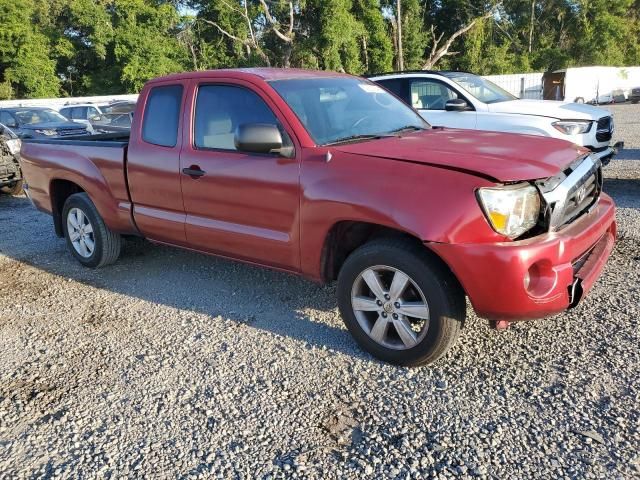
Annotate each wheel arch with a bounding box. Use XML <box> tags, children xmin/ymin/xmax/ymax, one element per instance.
<box><xmin>319</xmin><ymin>220</ymin><xmax>465</xmax><ymax>296</ymax></box>
<box><xmin>50</xmin><ymin>179</ymin><xmax>87</xmax><ymax>237</ymax></box>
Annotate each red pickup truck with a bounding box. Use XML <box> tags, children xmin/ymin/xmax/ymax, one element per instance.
<box><xmin>20</xmin><ymin>68</ymin><xmax>616</xmax><ymax>366</ymax></box>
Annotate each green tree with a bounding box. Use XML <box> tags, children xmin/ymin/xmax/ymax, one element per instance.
<box><xmin>0</xmin><ymin>0</ymin><xmax>60</xmax><ymax>98</ymax></box>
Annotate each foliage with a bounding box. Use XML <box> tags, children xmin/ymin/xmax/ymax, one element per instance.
<box><xmin>0</xmin><ymin>0</ymin><xmax>639</xmax><ymax>98</ymax></box>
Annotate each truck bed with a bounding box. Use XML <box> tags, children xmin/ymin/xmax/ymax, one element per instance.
<box><xmin>20</xmin><ymin>132</ymin><xmax>137</xmax><ymax>236</ymax></box>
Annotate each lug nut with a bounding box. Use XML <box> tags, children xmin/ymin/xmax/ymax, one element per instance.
<box><xmin>392</xmin><ymin>313</ymin><xmax>398</xmax><ymax>319</ymax></box>
<box><xmin>381</xmin><ymin>312</ymin><xmax>387</xmax><ymax>318</ymax></box>
<box><xmin>384</xmin><ymin>294</ymin><xmax>391</xmax><ymax>300</ymax></box>
<box><xmin>376</xmin><ymin>300</ymin><xmax>383</xmax><ymax>306</ymax></box>
<box><xmin>394</xmin><ymin>302</ymin><xmax>400</xmax><ymax>308</ymax></box>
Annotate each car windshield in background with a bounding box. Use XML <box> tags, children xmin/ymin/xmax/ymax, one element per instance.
<box><xmin>14</xmin><ymin>109</ymin><xmax>69</xmax><ymax>125</ymax></box>
<box><xmin>102</xmin><ymin>103</ymin><xmax>136</xmax><ymax>114</ymax></box>
<box><xmin>270</xmin><ymin>77</ymin><xmax>429</xmax><ymax>145</ymax></box>
<box><xmin>442</xmin><ymin>72</ymin><xmax>517</xmax><ymax>104</ymax></box>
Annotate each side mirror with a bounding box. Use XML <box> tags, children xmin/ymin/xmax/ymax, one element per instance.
<box><xmin>235</xmin><ymin>123</ymin><xmax>283</xmax><ymax>154</ymax></box>
<box><xmin>445</xmin><ymin>99</ymin><xmax>470</xmax><ymax>112</ymax></box>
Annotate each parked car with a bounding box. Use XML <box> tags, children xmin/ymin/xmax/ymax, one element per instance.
<box><xmin>0</xmin><ymin>123</ymin><xmax>23</xmax><ymax>195</ymax></box>
<box><xmin>60</xmin><ymin>101</ymin><xmax>135</xmax><ymax>132</ymax></box>
<box><xmin>0</xmin><ymin>107</ymin><xmax>90</xmax><ymax>139</ymax></box>
<box><xmin>20</xmin><ymin>68</ymin><xmax>616</xmax><ymax>366</ymax></box>
<box><xmin>370</xmin><ymin>71</ymin><xmax>620</xmax><ymax>164</ymax></box>
<box><xmin>630</xmin><ymin>87</ymin><xmax>640</xmax><ymax>104</ymax></box>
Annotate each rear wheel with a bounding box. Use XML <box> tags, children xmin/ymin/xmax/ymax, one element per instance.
<box><xmin>337</xmin><ymin>238</ymin><xmax>465</xmax><ymax>366</ymax></box>
<box><xmin>1</xmin><ymin>180</ymin><xmax>23</xmax><ymax>196</ymax></box>
<box><xmin>62</xmin><ymin>193</ymin><xmax>121</xmax><ymax>268</ymax></box>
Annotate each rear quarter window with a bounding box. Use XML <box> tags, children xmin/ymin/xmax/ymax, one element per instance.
<box><xmin>142</xmin><ymin>85</ymin><xmax>183</xmax><ymax>147</ymax></box>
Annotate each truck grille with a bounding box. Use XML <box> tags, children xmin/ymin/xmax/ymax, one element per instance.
<box><xmin>57</xmin><ymin>128</ymin><xmax>89</xmax><ymax>137</ymax></box>
<box><xmin>595</xmin><ymin>116</ymin><xmax>613</xmax><ymax>142</ymax></box>
<box><xmin>538</xmin><ymin>155</ymin><xmax>603</xmax><ymax>231</ymax></box>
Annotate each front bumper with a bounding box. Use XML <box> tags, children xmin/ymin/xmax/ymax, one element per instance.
<box><xmin>589</xmin><ymin>143</ymin><xmax>623</xmax><ymax>166</ymax></box>
<box><xmin>431</xmin><ymin>193</ymin><xmax>616</xmax><ymax>321</ymax></box>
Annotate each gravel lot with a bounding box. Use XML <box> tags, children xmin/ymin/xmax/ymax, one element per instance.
<box><xmin>1</xmin><ymin>104</ymin><xmax>639</xmax><ymax>479</ymax></box>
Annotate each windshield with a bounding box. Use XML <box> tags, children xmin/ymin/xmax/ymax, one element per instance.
<box><xmin>102</xmin><ymin>103</ymin><xmax>136</xmax><ymax>114</ymax></box>
<box><xmin>14</xmin><ymin>109</ymin><xmax>69</xmax><ymax>125</ymax></box>
<box><xmin>270</xmin><ymin>77</ymin><xmax>429</xmax><ymax>145</ymax></box>
<box><xmin>442</xmin><ymin>72</ymin><xmax>517</xmax><ymax>104</ymax></box>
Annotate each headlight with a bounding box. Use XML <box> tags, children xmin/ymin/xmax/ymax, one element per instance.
<box><xmin>552</xmin><ymin>120</ymin><xmax>592</xmax><ymax>135</ymax></box>
<box><xmin>34</xmin><ymin>129</ymin><xmax>58</xmax><ymax>136</ymax></box>
<box><xmin>477</xmin><ymin>184</ymin><xmax>541</xmax><ymax>239</ymax></box>
<box><xmin>5</xmin><ymin>138</ymin><xmax>21</xmax><ymax>155</ymax></box>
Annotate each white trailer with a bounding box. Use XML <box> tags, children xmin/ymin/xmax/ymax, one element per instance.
<box><xmin>0</xmin><ymin>94</ymin><xmax>138</xmax><ymax>111</ymax></box>
<box><xmin>543</xmin><ymin>66</ymin><xmax>640</xmax><ymax>104</ymax></box>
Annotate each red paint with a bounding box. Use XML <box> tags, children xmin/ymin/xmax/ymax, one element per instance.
<box><xmin>19</xmin><ymin>68</ymin><xmax>616</xmax><ymax>323</ymax></box>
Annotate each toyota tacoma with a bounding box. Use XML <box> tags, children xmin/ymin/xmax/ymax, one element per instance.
<box><xmin>19</xmin><ymin>69</ymin><xmax>616</xmax><ymax>366</ymax></box>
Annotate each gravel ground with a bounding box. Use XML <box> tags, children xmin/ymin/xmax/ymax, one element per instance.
<box><xmin>1</xmin><ymin>104</ymin><xmax>639</xmax><ymax>479</ymax></box>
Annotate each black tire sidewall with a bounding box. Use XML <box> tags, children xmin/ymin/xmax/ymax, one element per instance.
<box><xmin>62</xmin><ymin>194</ymin><xmax>105</xmax><ymax>268</ymax></box>
<box><xmin>337</xmin><ymin>243</ymin><xmax>462</xmax><ymax>366</ymax></box>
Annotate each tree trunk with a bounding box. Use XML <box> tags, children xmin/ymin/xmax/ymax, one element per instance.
<box><xmin>396</xmin><ymin>0</ymin><xmax>404</xmax><ymax>71</ymax></box>
<box><xmin>528</xmin><ymin>0</ymin><xmax>535</xmax><ymax>53</ymax></box>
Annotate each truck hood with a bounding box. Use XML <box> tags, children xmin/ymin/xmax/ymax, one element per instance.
<box><xmin>334</xmin><ymin>128</ymin><xmax>587</xmax><ymax>182</ymax></box>
<box><xmin>486</xmin><ymin>99</ymin><xmax>610</xmax><ymax>121</ymax></box>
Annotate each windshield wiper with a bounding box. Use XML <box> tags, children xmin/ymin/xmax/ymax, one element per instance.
<box><xmin>387</xmin><ymin>125</ymin><xmax>427</xmax><ymax>134</ymax></box>
<box><xmin>324</xmin><ymin>133</ymin><xmax>396</xmax><ymax>146</ymax></box>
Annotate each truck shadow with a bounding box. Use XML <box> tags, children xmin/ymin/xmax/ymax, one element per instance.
<box><xmin>603</xmin><ymin>178</ymin><xmax>640</xmax><ymax>210</ymax></box>
<box><xmin>0</xmin><ymin>195</ymin><xmax>369</xmax><ymax>362</ymax></box>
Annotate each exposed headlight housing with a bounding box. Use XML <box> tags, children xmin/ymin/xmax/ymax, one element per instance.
<box><xmin>552</xmin><ymin>120</ymin><xmax>592</xmax><ymax>135</ymax></box>
<box><xmin>477</xmin><ymin>184</ymin><xmax>541</xmax><ymax>239</ymax></box>
<box><xmin>34</xmin><ymin>129</ymin><xmax>58</xmax><ymax>136</ymax></box>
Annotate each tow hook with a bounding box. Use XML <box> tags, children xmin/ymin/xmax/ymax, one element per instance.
<box><xmin>491</xmin><ymin>320</ymin><xmax>511</xmax><ymax>330</ymax></box>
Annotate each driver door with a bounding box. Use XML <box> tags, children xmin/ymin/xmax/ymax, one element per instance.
<box><xmin>410</xmin><ymin>79</ymin><xmax>477</xmax><ymax>129</ymax></box>
<box><xmin>179</xmin><ymin>81</ymin><xmax>301</xmax><ymax>271</ymax></box>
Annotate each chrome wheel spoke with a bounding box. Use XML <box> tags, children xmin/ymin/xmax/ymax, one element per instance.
<box><xmin>369</xmin><ymin>315</ymin><xmax>389</xmax><ymax>343</ymax></box>
<box><xmin>352</xmin><ymin>296</ymin><xmax>380</xmax><ymax>312</ymax></box>
<box><xmin>397</xmin><ymin>302</ymin><xmax>430</xmax><ymax>320</ymax></box>
<box><xmin>394</xmin><ymin>318</ymin><xmax>418</xmax><ymax>348</ymax></box>
<box><xmin>68</xmin><ymin>213</ymin><xmax>79</xmax><ymax>229</ymax></box>
<box><xmin>83</xmin><ymin>223</ymin><xmax>93</xmax><ymax>234</ymax></box>
<box><xmin>83</xmin><ymin>236</ymin><xmax>95</xmax><ymax>253</ymax></box>
<box><xmin>69</xmin><ymin>230</ymin><xmax>80</xmax><ymax>242</ymax></box>
<box><xmin>362</xmin><ymin>269</ymin><xmax>385</xmax><ymax>300</ymax></box>
<box><xmin>76</xmin><ymin>210</ymin><xmax>85</xmax><ymax>228</ymax></box>
<box><xmin>389</xmin><ymin>271</ymin><xmax>409</xmax><ymax>301</ymax></box>
<box><xmin>78</xmin><ymin>238</ymin><xmax>89</xmax><ymax>257</ymax></box>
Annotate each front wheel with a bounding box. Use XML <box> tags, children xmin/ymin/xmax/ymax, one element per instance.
<box><xmin>62</xmin><ymin>193</ymin><xmax>121</xmax><ymax>268</ymax></box>
<box><xmin>337</xmin><ymin>238</ymin><xmax>465</xmax><ymax>366</ymax></box>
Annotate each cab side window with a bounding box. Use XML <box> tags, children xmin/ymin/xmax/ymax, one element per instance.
<box><xmin>71</xmin><ymin>107</ymin><xmax>88</xmax><ymax>120</ymax></box>
<box><xmin>142</xmin><ymin>85</ymin><xmax>183</xmax><ymax>147</ymax></box>
<box><xmin>194</xmin><ymin>85</ymin><xmax>287</xmax><ymax>151</ymax></box>
<box><xmin>410</xmin><ymin>80</ymin><xmax>459</xmax><ymax>110</ymax></box>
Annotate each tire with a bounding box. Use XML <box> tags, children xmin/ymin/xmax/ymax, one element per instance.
<box><xmin>633</xmin><ymin>100</ymin><xmax>639</xmax><ymax>104</ymax></box>
<box><xmin>1</xmin><ymin>179</ymin><xmax>23</xmax><ymax>195</ymax></box>
<box><xmin>337</xmin><ymin>238</ymin><xmax>465</xmax><ymax>366</ymax></box>
<box><xmin>574</xmin><ymin>97</ymin><xmax>585</xmax><ymax>104</ymax></box>
<box><xmin>62</xmin><ymin>193</ymin><xmax>121</xmax><ymax>268</ymax></box>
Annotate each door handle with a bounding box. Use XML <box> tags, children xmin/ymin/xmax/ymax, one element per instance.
<box><xmin>182</xmin><ymin>166</ymin><xmax>206</xmax><ymax>178</ymax></box>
